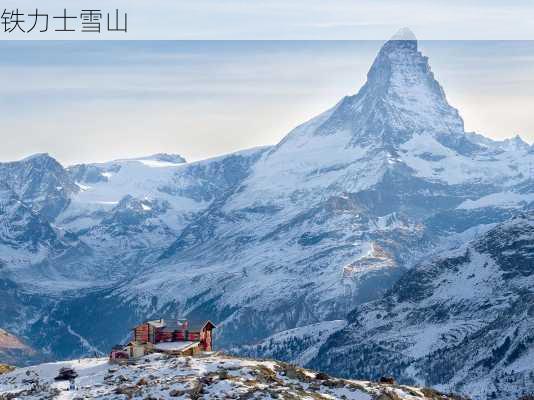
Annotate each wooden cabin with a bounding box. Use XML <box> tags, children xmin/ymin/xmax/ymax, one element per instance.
<box><xmin>132</xmin><ymin>318</ymin><xmax>216</xmax><ymax>354</ymax></box>
<box><xmin>110</xmin><ymin>318</ymin><xmax>215</xmax><ymax>362</ymax></box>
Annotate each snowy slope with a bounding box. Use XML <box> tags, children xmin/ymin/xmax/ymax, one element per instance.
<box><xmin>310</xmin><ymin>213</ymin><xmax>534</xmax><ymax>400</ymax></box>
<box><xmin>0</xmin><ymin>353</ymin><xmax>461</xmax><ymax>400</ymax></box>
<box><xmin>232</xmin><ymin>320</ymin><xmax>347</xmax><ymax>366</ymax></box>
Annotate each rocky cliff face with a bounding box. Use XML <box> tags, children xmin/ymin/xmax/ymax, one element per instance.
<box><xmin>0</xmin><ymin>329</ymin><xmax>41</xmax><ymax>367</ymax></box>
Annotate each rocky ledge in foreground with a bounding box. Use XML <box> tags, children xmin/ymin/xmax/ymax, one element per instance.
<box><xmin>0</xmin><ymin>352</ymin><xmax>465</xmax><ymax>400</ymax></box>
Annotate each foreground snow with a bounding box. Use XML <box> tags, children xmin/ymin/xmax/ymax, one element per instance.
<box><xmin>0</xmin><ymin>353</ymin><xmax>456</xmax><ymax>399</ymax></box>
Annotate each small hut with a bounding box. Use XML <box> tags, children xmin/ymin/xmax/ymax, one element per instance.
<box><xmin>110</xmin><ymin>318</ymin><xmax>216</xmax><ymax>361</ymax></box>
<box><xmin>109</xmin><ymin>341</ymin><xmax>147</xmax><ymax>362</ymax></box>
<box><xmin>132</xmin><ymin>318</ymin><xmax>215</xmax><ymax>353</ymax></box>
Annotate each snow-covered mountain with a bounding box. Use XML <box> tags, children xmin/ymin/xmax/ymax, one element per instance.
<box><xmin>108</xmin><ymin>28</ymin><xmax>533</xmax><ymax>350</ymax></box>
<box><xmin>310</xmin><ymin>213</ymin><xmax>534</xmax><ymax>400</ymax></box>
<box><xmin>0</xmin><ymin>29</ymin><xmax>533</xmax><ymax>400</ymax></box>
<box><xmin>0</xmin><ymin>181</ymin><xmax>65</xmax><ymax>266</ymax></box>
<box><xmin>0</xmin><ymin>148</ymin><xmax>269</xmax><ymax>361</ymax></box>
<box><xmin>1</xmin><ymin>149</ymin><xmax>268</xmax><ymax>290</ymax></box>
<box><xmin>0</xmin><ymin>154</ymin><xmax>79</xmax><ymax>222</ymax></box>
<box><xmin>0</xmin><ymin>352</ymin><xmax>462</xmax><ymax>400</ymax></box>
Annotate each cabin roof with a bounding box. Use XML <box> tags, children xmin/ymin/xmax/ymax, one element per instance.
<box><xmin>146</xmin><ymin>319</ymin><xmax>166</xmax><ymax>328</ymax></box>
<box><xmin>153</xmin><ymin>341</ymin><xmax>199</xmax><ymax>352</ymax></box>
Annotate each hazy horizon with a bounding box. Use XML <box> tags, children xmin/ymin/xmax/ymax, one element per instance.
<box><xmin>1</xmin><ymin>40</ymin><xmax>533</xmax><ymax>166</ymax></box>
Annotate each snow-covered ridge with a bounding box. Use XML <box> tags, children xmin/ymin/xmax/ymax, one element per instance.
<box><xmin>0</xmin><ymin>353</ymin><xmax>460</xmax><ymax>400</ymax></box>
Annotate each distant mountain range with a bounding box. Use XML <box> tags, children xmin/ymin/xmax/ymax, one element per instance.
<box><xmin>0</xmin><ymin>29</ymin><xmax>533</xmax><ymax>399</ymax></box>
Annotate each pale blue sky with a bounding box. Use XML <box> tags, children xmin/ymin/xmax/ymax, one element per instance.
<box><xmin>0</xmin><ymin>40</ymin><xmax>532</xmax><ymax>165</ymax></box>
<box><xmin>2</xmin><ymin>0</ymin><xmax>534</xmax><ymax>39</ymax></box>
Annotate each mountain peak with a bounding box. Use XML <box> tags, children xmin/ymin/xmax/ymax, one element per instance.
<box><xmin>379</xmin><ymin>27</ymin><xmax>418</xmax><ymax>55</ymax></box>
<box><xmin>302</xmin><ymin>27</ymin><xmax>465</xmax><ymax>148</ymax></box>
<box><xmin>142</xmin><ymin>153</ymin><xmax>186</xmax><ymax>164</ymax></box>
<box><xmin>500</xmin><ymin>134</ymin><xmax>530</xmax><ymax>151</ymax></box>
<box><xmin>110</xmin><ymin>153</ymin><xmax>187</xmax><ymax>166</ymax></box>
<box><xmin>20</xmin><ymin>153</ymin><xmax>55</xmax><ymax>163</ymax></box>
<box><xmin>512</xmin><ymin>133</ymin><xmax>526</xmax><ymax>144</ymax></box>
<box><xmin>15</xmin><ymin>153</ymin><xmax>71</xmax><ymax>173</ymax></box>
<box><xmin>390</xmin><ymin>27</ymin><xmax>417</xmax><ymax>41</ymax></box>
<box><xmin>274</xmin><ymin>26</ymin><xmax>468</xmax><ymax>156</ymax></box>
